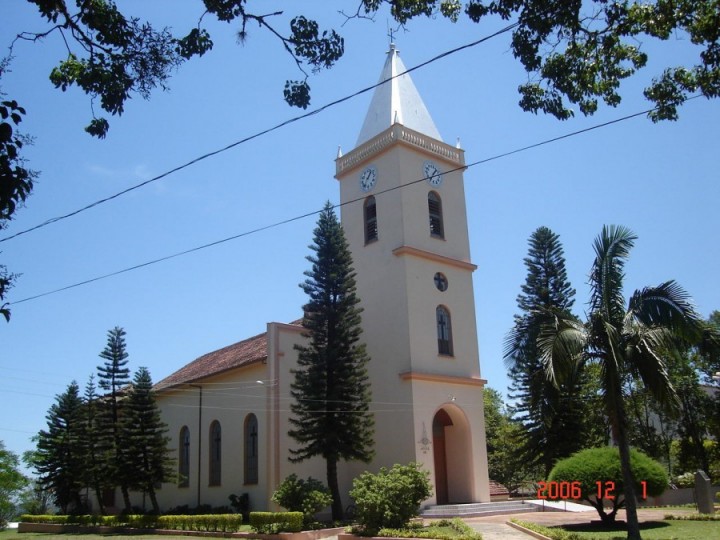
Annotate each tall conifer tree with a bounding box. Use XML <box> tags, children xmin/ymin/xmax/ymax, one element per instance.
<box><xmin>505</xmin><ymin>227</ymin><xmax>596</xmax><ymax>476</ymax></box>
<box><xmin>96</xmin><ymin>326</ymin><xmax>132</xmax><ymax>512</ymax></box>
<box><xmin>34</xmin><ymin>381</ymin><xmax>86</xmax><ymax>513</ymax></box>
<box><xmin>123</xmin><ymin>367</ymin><xmax>173</xmax><ymax>513</ymax></box>
<box><xmin>82</xmin><ymin>375</ymin><xmax>109</xmax><ymax>514</ymax></box>
<box><xmin>289</xmin><ymin>202</ymin><xmax>374</xmax><ymax>520</ymax></box>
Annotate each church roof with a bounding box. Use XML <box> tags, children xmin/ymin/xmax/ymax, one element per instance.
<box><xmin>154</xmin><ymin>330</ymin><xmax>269</xmax><ymax>391</ymax></box>
<box><xmin>356</xmin><ymin>43</ymin><xmax>442</xmax><ymax>146</ymax></box>
<box><xmin>155</xmin><ymin>320</ymin><xmax>304</xmax><ymax>391</ymax></box>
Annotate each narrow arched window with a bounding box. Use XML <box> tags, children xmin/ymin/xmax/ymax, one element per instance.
<box><xmin>244</xmin><ymin>414</ymin><xmax>259</xmax><ymax>484</ymax></box>
<box><xmin>436</xmin><ymin>306</ymin><xmax>453</xmax><ymax>356</ymax></box>
<box><xmin>428</xmin><ymin>192</ymin><xmax>444</xmax><ymax>238</ymax></box>
<box><xmin>364</xmin><ymin>196</ymin><xmax>378</xmax><ymax>243</ymax></box>
<box><xmin>179</xmin><ymin>426</ymin><xmax>190</xmax><ymax>488</ymax></box>
<box><xmin>209</xmin><ymin>420</ymin><xmax>221</xmax><ymax>486</ymax></box>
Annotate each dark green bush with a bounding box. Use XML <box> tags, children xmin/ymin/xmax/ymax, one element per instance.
<box><xmin>350</xmin><ymin>462</ymin><xmax>432</xmax><ymax>534</ymax></box>
<box><xmin>249</xmin><ymin>511</ymin><xmax>303</xmax><ymax>533</ymax></box>
<box><xmin>271</xmin><ymin>474</ymin><xmax>333</xmax><ymax>523</ymax></box>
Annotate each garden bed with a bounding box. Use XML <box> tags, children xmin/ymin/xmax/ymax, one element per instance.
<box><xmin>17</xmin><ymin>522</ymin><xmax>345</xmax><ymax>540</ymax></box>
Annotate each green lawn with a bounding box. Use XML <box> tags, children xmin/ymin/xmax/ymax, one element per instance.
<box><xmin>0</xmin><ymin>531</ymin><xmax>205</xmax><ymax>540</ymax></box>
<box><xmin>515</xmin><ymin>518</ymin><xmax>720</xmax><ymax>540</ymax></box>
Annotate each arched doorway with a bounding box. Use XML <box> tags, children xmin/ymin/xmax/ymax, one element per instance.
<box><xmin>432</xmin><ymin>406</ymin><xmax>473</xmax><ymax>504</ymax></box>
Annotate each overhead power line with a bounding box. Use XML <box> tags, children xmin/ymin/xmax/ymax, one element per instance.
<box><xmin>0</xmin><ymin>21</ymin><xmax>520</xmax><ymax>244</ymax></box>
<box><xmin>10</xmin><ymin>103</ymin><xmax>667</xmax><ymax>306</ymax></box>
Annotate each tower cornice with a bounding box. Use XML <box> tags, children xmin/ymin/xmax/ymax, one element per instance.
<box><xmin>392</xmin><ymin>245</ymin><xmax>477</xmax><ymax>272</ymax></box>
<box><xmin>335</xmin><ymin>123</ymin><xmax>465</xmax><ymax>178</ymax></box>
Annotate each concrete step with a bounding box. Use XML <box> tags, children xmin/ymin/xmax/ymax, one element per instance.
<box><xmin>421</xmin><ymin>500</ymin><xmax>539</xmax><ymax>518</ymax></box>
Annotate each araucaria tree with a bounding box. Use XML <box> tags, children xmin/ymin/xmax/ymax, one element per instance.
<box><xmin>505</xmin><ymin>227</ymin><xmax>601</xmax><ymax>476</ymax></box>
<box><xmin>96</xmin><ymin>326</ymin><xmax>132</xmax><ymax>512</ymax></box>
<box><xmin>123</xmin><ymin>367</ymin><xmax>173</xmax><ymax>514</ymax></box>
<box><xmin>289</xmin><ymin>202</ymin><xmax>374</xmax><ymax>520</ymax></box>
<box><xmin>33</xmin><ymin>382</ymin><xmax>86</xmax><ymax>514</ymax></box>
<box><xmin>538</xmin><ymin>225</ymin><xmax>706</xmax><ymax>540</ymax></box>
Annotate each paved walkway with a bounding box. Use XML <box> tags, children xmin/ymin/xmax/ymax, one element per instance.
<box><xmin>463</xmin><ymin>507</ymin><xmax>701</xmax><ymax>539</ymax></box>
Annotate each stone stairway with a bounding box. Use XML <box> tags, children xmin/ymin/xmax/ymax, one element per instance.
<box><xmin>421</xmin><ymin>500</ymin><xmax>540</xmax><ymax>519</ymax></box>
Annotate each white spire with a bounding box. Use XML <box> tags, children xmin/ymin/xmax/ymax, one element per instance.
<box><xmin>356</xmin><ymin>44</ymin><xmax>442</xmax><ymax>146</ymax></box>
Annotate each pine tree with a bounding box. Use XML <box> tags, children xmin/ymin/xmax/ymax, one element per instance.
<box><xmin>82</xmin><ymin>375</ymin><xmax>110</xmax><ymax>514</ymax></box>
<box><xmin>289</xmin><ymin>202</ymin><xmax>374</xmax><ymax>520</ymax></box>
<box><xmin>34</xmin><ymin>381</ymin><xmax>86</xmax><ymax>513</ymax></box>
<box><xmin>505</xmin><ymin>226</ymin><xmax>596</xmax><ymax>476</ymax></box>
<box><xmin>96</xmin><ymin>326</ymin><xmax>132</xmax><ymax>512</ymax></box>
<box><xmin>123</xmin><ymin>367</ymin><xmax>173</xmax><ymax>513</ymax></box>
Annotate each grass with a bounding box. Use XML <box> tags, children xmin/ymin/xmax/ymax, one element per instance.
<box><xmin>0</xmin><ymin>532</ymin><xmax>197</xmax><ymax>540</ymax></box>
<box><xmin>513</xmin><ymin>518</ymin><xmax>720</xmax><ymax>540</ymax></box>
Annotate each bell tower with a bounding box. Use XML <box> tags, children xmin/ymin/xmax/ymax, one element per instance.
<box><xmin>335</xmin><ymin>44</ymin><xmax>489</xmax><ymax>504</ymax></box>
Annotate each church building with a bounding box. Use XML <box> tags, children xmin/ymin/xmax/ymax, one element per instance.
<box><xmin>149</xmin><ymin>44</ymin><xmax>491</xmax><ymax>513</ymax></box>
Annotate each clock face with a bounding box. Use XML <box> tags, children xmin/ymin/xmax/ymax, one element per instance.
<box><xmin>424</xmin><ymin>161</ymin><xmax>442</xmax><ymax>187</ymax></box>
<box><xmin>360</xmin><ymin>166</ymin><xmax>377</xmax><ymax>192</ymax></box>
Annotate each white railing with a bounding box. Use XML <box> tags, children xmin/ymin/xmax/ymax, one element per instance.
<box><xmin>336</xmin><ymin>124</ymin><xmax>464</xmax><ymax>175</ymax></box>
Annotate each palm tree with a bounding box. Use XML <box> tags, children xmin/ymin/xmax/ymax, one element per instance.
<box><xmin>536</xmin><ymin>225</ymin><xmax>704</xmax><ymax>540</ymax></box>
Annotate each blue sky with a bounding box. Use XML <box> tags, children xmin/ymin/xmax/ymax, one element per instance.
<box><xmin>2</xmin><ymin>1</ymin><xmax>719</xmax><ymax>466</ymax></box>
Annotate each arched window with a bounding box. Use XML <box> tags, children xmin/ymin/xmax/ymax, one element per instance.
<box><xmin>436</xmin><ymin>306</ymin><xmax>453</xmax><ymax>356</ymax></box>
<box><xmin>244</xmin><ymin>414</ymin><xmax>259</xmax><ymax>484</ymax></box>
<box><xmin>178</xmin><ymin>426</ymin><xmax>190</xmax><ymax>488</ymax></box>
<box><xmin>428</xmin><ymin>192</ymin><xmax>444</xmax><ymax>238</ymax></box>
<box><xmin>364</xmin><ymin>196</ymin><xmax>378</xmax><ymax>243</ymax></box>
<box><xmin>209</xmin><ymin>420</ymin><xmax>221</xmax><ymax>486</ymax></box>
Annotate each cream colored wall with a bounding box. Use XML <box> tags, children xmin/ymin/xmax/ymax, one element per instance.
<box><xmin>150</xmin><ymin>362</ymin><xmax>271</xmax><ymax>512</ymax></box>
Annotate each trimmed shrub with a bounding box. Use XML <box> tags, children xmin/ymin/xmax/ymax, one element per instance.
<box><xmin>249</xmin><ymin>511</ymin><xmax>303</xmax><ymax>533</ymax></box>
<box><xmin>548</xmin><ymin>446</ymin><xmax>667</xmax><ymax>524</ymax></box>
<box><xmin>271</xmin><ymin>474</ymin><xmax>332</xmax><ymax>523</ymax></box>
<box><xmin>350</xmin><ymin>462</ymin><xmax>432</xmax><ymax>534</ymax></box>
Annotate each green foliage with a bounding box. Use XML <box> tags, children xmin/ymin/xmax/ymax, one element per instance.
<box><xmin>122</xmin><ymin>366</ymin><xmax>174</xmax><ymax>513</ymax></box>
<box><xmin>505</xmin><ymin>226</ymin><xmax>606</xmax><ymax>477</ymax></box>
<box><xmin>378</xmin><ymin>518</ymin><xmax>482</xmax><ymax>540</ymax></box>
<box><xmin>271</xmin><ymin>474</ymin><xmax>332</xmax><ymax>523</ymax></box>
<box><xmin>350</xmin><ymin>462</ymin><xmax>432</xmax><ymax>535</ymax></box>
<box><xmin>32</xmin><ymin>381</ymin><xmax>87</xmax><ymax>514</ymax></box>
<box><xmin>511</xmin><ymin>519</ymin><xmax>583</xmax><ymax>540</ymax></box>
<box><xmin>249</xmin><ymin>511</ymin><xmax>303</xmax><ymax>533</ymax></box>
<box><xmin>95</xmin><ymin>326</ymin><xmax>132</xmax><ymax>512</ymax></box>
<box><xmin>549</xmin><ymin>446</ymin><xmax>668</xmax><ymax>524</ymax></box>
<box><xmin>0</xmin><ymin>441</ymin><xmax>28</xmax><ymax>528</ymax></box>
<box><xmin>483</xmin><ymin>387</ymin><xmax>538</xmax><ymax>494</ymax></box>
<box><xmin>664</xmin><ymin>513</ymin><xmax>720</xmax><ymax>521</ymax></box>
<box><xmin>537</xmin><ymin>225</ymin><xmax>707</xmax><ymax>540</ymax></box>
<box><xmin>289</xmin><ymin>202</ymin><xmax>374</xmax><ymax>519</ymax></box>
<box><xmin>0</xmin><ymin>88</ymin><xmax>37</xmax><ymax>321</ymax></box>
<box><xmin>18</xmin><ymin>513</ymin><xmax>244</xmax><ymax>532</ymax></box>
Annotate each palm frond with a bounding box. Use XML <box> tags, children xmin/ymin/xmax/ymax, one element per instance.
<box><xmin>624</xmin><ymin>331</ymin><xmax>680</xmax><ymax>413</ymax></box>
<box><xmin>537</xmin><ymin>312</ymin><xmax>587</xmax><ymax>387</ymax></box>
<box><xmin>590</xmin><ymin>225</ymin><xmax>636</xmax><ymax>324</ymax></box>
<box><xmin>627</xmin><ymin>281</ymin><xmax>704</xmax><ymax>342</ymax></box>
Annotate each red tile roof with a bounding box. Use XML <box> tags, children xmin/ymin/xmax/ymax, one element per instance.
<box><xmin>154</xmin><ymin>330</ymin><xmax>269</xmax><ymax>391</ymax></box>
<box><xmin>154</xmin><ymin>320</ymin><xmax>304</xmax><ymax>392</ymax></box>
<box><xmin>489</xmin><ymin>480</ymin><xmax>510</xmax><ymax>497</ymax></box>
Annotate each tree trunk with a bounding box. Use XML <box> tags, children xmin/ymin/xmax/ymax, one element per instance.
<box><xmin>148</xmin><ymin>485</ymin><xmax>160</xmax><ymax>514</ymax></box>
<box><xmin>326</xmin><ymin>456</ymin><xmax>343</xmax><ymax>521</ymax></box>
<box><xmin>121</xmin><ymin>484</ymin><xmax>132</xmax><ymax>513</ymax></box>
<box><xmin>615</xmin><ymin>398</ymin><xmax>642</xmax><ymax>540</ymax></box>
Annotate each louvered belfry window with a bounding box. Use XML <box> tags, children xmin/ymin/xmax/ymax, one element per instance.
<box><xmin>364</xmin><ymin>196</ymin><xmax>378</xmax><ymax>243</ymax></box>
<box><xmin>428</xmin><ymin>192</ymin><xmax>444</xmax><ymax>238</ymax></box>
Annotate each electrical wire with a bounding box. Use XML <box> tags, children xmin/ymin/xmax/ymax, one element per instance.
<box><xmin>0</xmin><ymin>21</ymin><xmax>520</xmax><ymax>244</ymax></box>
<box><xmin>8</xmin><ymin>102</ymin><xmax>669</xmax><ymax>307</ymax></box>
